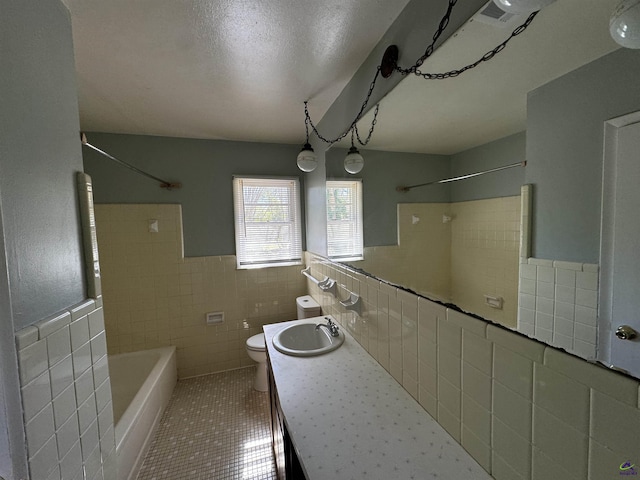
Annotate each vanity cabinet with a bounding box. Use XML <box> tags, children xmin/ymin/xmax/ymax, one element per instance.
<box><xmin>264</xmin><ymin>318</ymin><xmax>491</xmax><ymax>480</ymax></box>
<box><xmin>268</xmin><ymin>354</ymin><xmax>306</xmax><ymax>480</ymax></box>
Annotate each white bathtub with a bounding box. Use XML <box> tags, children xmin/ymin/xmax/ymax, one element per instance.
<box><xmin>108</xmin><ymin>346</ymin><xmax>177</xmax><ymax>480</ymax></box>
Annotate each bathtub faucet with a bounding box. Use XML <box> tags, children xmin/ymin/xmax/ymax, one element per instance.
<box><xmin>315</xmin><ymin>318</ymin><xmax>340</xmax><ymax>337</ymax></box>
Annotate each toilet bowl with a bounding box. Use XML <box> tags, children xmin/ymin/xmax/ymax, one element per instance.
<box><xmin>246</xmin><ymin>333</ymin><xmax>268</xmax><ymax>392</ymax></box>
<box><xmin>246</xmin><ymin>295</ymin><xmax>322</xmax><ymax>391</ymax></box>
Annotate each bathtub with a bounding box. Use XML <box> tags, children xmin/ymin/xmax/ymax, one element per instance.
<box><xmin>108</xmin><ymin>346</ymin><xmax>177</xmax><ymax>480</ymax></box>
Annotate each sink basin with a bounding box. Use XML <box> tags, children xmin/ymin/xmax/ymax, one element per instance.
<box><xmin>272</xmin><ymin>321</ymin><xmax>345</xmax><ymax>357</ymax></box>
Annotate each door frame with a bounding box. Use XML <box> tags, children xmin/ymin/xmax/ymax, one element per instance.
<box><xmin>599</xmin><ymin>110</ymin><xmax>640</xmax><ymax>367</ymax></box>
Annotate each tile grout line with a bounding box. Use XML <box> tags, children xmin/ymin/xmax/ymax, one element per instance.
<box><xmin>136</xmin><ymin>366</ymin><xmax>276</xmax><ymax>480</ymax></box>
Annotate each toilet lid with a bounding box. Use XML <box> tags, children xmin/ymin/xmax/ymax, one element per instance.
<box><xmin>246</xmin><ymin>333</ymin><xmax>265</xmax><ymax>351</ymax></box>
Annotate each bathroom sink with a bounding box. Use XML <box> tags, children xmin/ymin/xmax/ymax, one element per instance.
<box><xmin>272</xmin><ymin>320</ymin><xmax>345</xmax><ymax>357</ymax></box>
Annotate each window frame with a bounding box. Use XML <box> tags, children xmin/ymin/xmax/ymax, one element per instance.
<box><xmin>326</xmin><ymin>178</ymin><xmax>364</xmax><ymax>262</ymax></box>
<box><xmin>233</xmin><ymin>176</ymin><xmax>303</xmax><ymax>269</ymax></box>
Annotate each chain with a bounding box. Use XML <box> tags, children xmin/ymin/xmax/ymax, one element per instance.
<box><xmin>405</xmin><ymin>0</ymin><xmax>458</xmax><ymax>73</ymax></box>
<box><xmin>303</xmin><ymin>112</ymin><xmax>311</xmax><ymax>143</ymax></box>
<box><xmin>305</xmin><ymin>67</ymin><xmax>381</xmax><ymax>145</ymax></box>
<box><xmin>396</xmin><ymin>10</ymin><xmax>539</xmax><ymax>79</ymax></box>
<box><xmin>303</xmin><ymin>1</ymin><xmax>539</xmax><ymax>146</ymax></box>
<box><xmin>354</xmin><ymin>103</ymin><xmax>379</xmax><ymax>146</ymax></box>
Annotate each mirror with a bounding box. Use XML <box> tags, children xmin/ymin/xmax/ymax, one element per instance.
<box><xmin>323</xmin><ymin>0</ymin><xmax>640</xmax><ymax>365</ymax></box>
<box><xmin>326</xmin><ymin>138</ymin><xmax>527</xmax><ymax>330</ymax></box>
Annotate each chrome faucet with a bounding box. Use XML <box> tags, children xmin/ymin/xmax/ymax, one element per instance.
<box><xmin>315</xmin><ymin>317</ymin><xmax>340</xmax><ymax>337</ymax></box>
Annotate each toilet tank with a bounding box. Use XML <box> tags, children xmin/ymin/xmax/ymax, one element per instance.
<box><xmin>296</xmin><ymin>295</ymin><xmax>321</xmax><ymax>319</ymax></box>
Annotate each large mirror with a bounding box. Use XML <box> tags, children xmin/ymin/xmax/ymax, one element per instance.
<box><xmin>324</xmin><ymin>0</ymin><xmax>640</xmax><ymax>370</ymax></box>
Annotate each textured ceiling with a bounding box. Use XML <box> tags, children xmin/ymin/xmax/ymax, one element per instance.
<box><xmin>339</xmin><ymin>0</ymin><xmax>621</xmax><ymax>154</ymax></box>
<box><xmin>63</xmin><ymin>0</ymin><xmax>411</xmax><ymax>144</ymax></box>
<box><xmin>64</xmin><ymin>0</ymin><xmax>621</xmax><ymax>154</ymax></box>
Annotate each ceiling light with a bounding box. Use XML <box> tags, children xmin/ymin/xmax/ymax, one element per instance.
<box><xmin>492</xmin><ymin>0</ymin><xmax>556</xmax><ymax>14</ymax></box>
<box><xmin>298</xmin><ymin>1</ymin><xmax>541</xmax><ymax>171</ymax></box>
<box><xmin>344</xmin><ymin>129</ymin><xmax>364</xmax><ymax>174</ymax></box>
<box><xmin>296</xmin><ymin>144</ymin><xmax>317</xmax><ymax>172</ymax></box>
<box><xmin>344</xmin><ymin>146</ymin><xmax>364</xmax><ymax>175</ymax></box>
<box><xmin>297</xmin><ymin>116</ymin><xmax>317</xmax><ymax>173</ymax></box>
<box><xmin>610</xmin><ymin>0</ymin><xmax>640</xmax><ymax>49</ymax></box>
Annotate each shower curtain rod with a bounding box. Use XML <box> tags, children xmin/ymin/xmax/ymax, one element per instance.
<box><xmin>396</xmin><ymin>161</ymin><xmax>526</xmax><ymax>193</ymax></box>
<box><xmin>80</xmin><ymin>133</ymin><xmax>181</xmax><ymax>190</ymax></box>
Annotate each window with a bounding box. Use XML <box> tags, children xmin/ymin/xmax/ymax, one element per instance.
<box><xmin>233</xmin><ymin>177</ymin><xmax>303</xmax><ymax>269</ymax></box>
<box><xmin>326</xmin><ymin>179</ymin><xmax>363</xmax><ymax>261</ymax></box>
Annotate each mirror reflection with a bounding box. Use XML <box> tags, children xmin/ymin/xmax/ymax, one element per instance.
<box><xmin>324</xmin><ymin>0</ymin><xmax>640</xmax><ymax>371</ymax></box>
<box><xmin>326</xmin><ymin>136</ymin><xmax>525</xmax><ymax>329</ymax></box>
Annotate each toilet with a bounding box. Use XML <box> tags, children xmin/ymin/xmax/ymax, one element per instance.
<box><xmin>246</xmin><ymin>333</ymin><xmax>269</xmax><ymax>391</ymax></box>
<box><xmin>246</xmin><ymin>295</ymin><xmax>321</xmax><ymax>391</ymax></box>
<box><xmin>294</xmin><ymin>295</ymin><xmax>322</xmax><ymax>319</ymax></box>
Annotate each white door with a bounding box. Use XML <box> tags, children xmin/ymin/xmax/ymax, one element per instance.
<box><xmin>606</xmin><ymin>120</ymin><xmax>640</xmax><ymax>378</ymax></box>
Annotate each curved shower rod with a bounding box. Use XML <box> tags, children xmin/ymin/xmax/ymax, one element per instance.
<box><xmin>396</xmin><ymin>161</ymin><xmax>526</xmax><ymax>192</ymax></box>
<box><xmin>80</xmin><ymin>132</ymin><xmax>181</xmax><ymax>190</ymax></box>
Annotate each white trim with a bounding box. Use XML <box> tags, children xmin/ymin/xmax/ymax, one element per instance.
<box><xmin>233</xmin><ymin>177</ymin><xmax>303</xmax><ymax>269</ymax></box>
<box><xmin>599</xmin><ymin>111</ymin><xmax>640</xmax><ymax>365</ymax></box>
<box><xmin>326</xmin><ymin>179</ymin><xmax>364</xmax><ymax>261</ymax></box>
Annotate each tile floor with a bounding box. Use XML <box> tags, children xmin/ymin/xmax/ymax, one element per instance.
<box><xmin>137</xmin><ymin>367</ymin><xmax>277</xmax><ymax>480</ymax></box>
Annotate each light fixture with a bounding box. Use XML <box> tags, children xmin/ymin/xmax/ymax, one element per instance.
<box><xmin>296</xmin><ymin>116</ymin><xmax>317</xmax><ymax>172</ymax></box>
<box><xmin>344</xmin><ymin>129</ymin><xmax>364</xmax><ymax>175</ymax></box>
<box><xmin>492</xmin><ymin>0</ymin><xmax>556</xmax><ymax>14</ymax></box>
<box><xmin>297</xmin><ymin>143</ymin><xmax>317</xmax><ymax>172</ymax></box>
<box><xmin>344</xmin><ymin>147</ymin><xmax>364</xmax><ymax>174</ymax></box>
<box><xmin>298</xmin><ymin>1</ymin><xmax>541</xmax><ymax>170</ymax></box>
<box><xmin>610</xmin><ymin>0</ymin><xmax>640</xmax><ymax>49</ymax></box>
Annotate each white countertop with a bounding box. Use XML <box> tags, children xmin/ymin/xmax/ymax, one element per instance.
<box><xmin>264</xmin><ymin>316</ymin><xmax>491</xmax><ymax>480</ymax></box>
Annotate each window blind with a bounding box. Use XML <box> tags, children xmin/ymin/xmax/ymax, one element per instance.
<box><xmin>326</xmin><ymin>179</ymin><xmax>363</xmax><ymax>261</ymax></box>
<box><xmin>233</xmin><ymin>177</ymin><xmax>303</xmax><ymax>269</ymax></box>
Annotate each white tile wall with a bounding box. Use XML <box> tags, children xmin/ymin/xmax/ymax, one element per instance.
<box><xmin>15</xmin><ymin>299</ymin><xmax>115</xmax><ymax>480</ymax></box>
<box><xmin>305</xmin><ymin>252</ymin><xmax>640</xmax><ymax>480</ymax></box>
<box><xmin>358</xmin><ymin>197</ymin><xmax>521</xmax><ymax>328</ymax></box>
<box><xmin>449</xmin><ymin>196</ymin><xmax>521</xmax><ymax>328</ymax></box>
<box><xmin>517</xmin><ymin>257</ymin><xmax>599</xmax><ymax>359</ymax></box>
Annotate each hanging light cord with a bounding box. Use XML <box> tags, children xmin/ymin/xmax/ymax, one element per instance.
<box><xmin>302</xmin><ymin>1</ymin><xmax>539</xmax><ymax>146</ymax></box>
<box><xmin>399</xmin><ymin>0</ymin><xmax>460</xmax><ymax>75</ymax></box>
<box><xmin>304</xmin><ymin>66</ymin><xmax>381</xmax><ymax>146</ymax></box>
<box><xmin>354</xmin><ymin>104</ymin><xmax>379</xmax><ymax>146</ymax></box>
<box><xmin>396</xmin><ymin>7</ymin><xmax>539</xmax><ymax>78</ymax></box>
<box><xmin>303</xmin><ymin>113</ymin><xmax>312</xmax><ymax>144</ymax></box>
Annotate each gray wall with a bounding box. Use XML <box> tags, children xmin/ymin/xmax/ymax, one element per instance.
<box><xmin>304</xmin><ymin>150</ymin><xmax>329</xmax><ymax>257</ymax></box>
<box><xmin>450</xmin><ymin>131</ymin><xmax>526</xmax><ymax>202</ymax></box>
<box><xmin>0</xmin><ymin>363</ymin><xmax>9</xmax><ymax>478</ymax></box>
<box><xmin>326</xmin><ymin>148</ymin><xmax>450</xmax><ymax>246</ymax></box>
<box><xmin>0</xmin><ymin>0</ymin><xmax>86</xmax><ymax>330</ymax></box>
<box><xmin>82</xmin><ymin>133</ymin><xmax>306</xmax><ymax>257</ymax></box>
<box><xmin>526</xmin><ymin>48</ymin><xmax>640</xmax><ymax>263</ymax></box>
<box><xmin>0</xmin><ymin>0</ymin><xmax>85</xmax><ymax>476</ymax></box>
<box><xmin>325</xmin><ymin>134</ymin><xmax>523</xmax><ymax>247</ymax></box>
<box><xmin>0</xmin><ymin>209</ymin><xmax>22</xmax><ymax>480</ymax></box>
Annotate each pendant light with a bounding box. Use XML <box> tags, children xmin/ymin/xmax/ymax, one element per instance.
<box><xmin>297</xmin><ymin>116</ymin><xmax>317</xmax><ymax>172</ymax></box>
<box><xmin>610</xmin><ymin>0</ymin><xmax>640</xmax><ymax>49</ymax></box>
<box><xmin>492</xmin><ymin>0</ymin><xmax>556</xmax><ymax>14</ymax></box>
<box><xmin>344</xmin><ymin>129</ymin><xmax>364</xmax><ymax>175</ymax></box>
<box><xmin>298</xmin><ymin>2</ymin><xmax>541</xmax><ymax>167</ymax></box>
